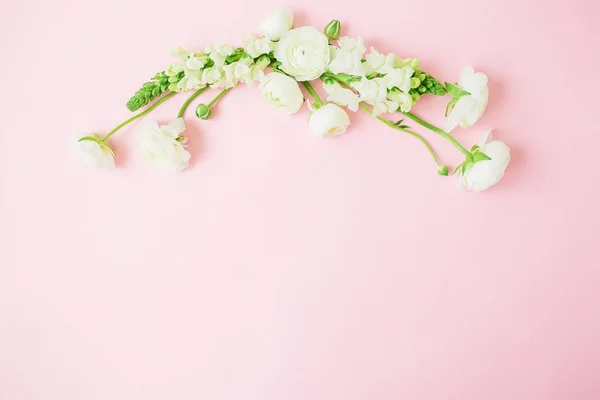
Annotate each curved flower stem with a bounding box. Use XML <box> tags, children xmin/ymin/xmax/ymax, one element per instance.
<box><xmin>402</xmin><ymin>111</ymin><xmax>472</xmax><ymax>158</ymax></box>
<box><xmin>102</xmin><ymin>92</ymin><xmax>177</xmax><ymax>141</ymax></box>
<box><xmin>177</xmin><ymin>87</ymin><xmax>209</xmax><ymax>118</ymax></box>
<box><xmin>301</xmin><ymin>81</ymin><xmax>322</xmax><ymax>104</ymax></box>
<box><xmin>359</xmin><ymin>103</ymin><xmax>442</xmax><ymax>167</ymax></box>
<box><xmin>207</xmin><ymin>87</ymin><xmax>232</xmax><ymax>108</ymax></box>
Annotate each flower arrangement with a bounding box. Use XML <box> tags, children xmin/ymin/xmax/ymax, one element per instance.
<box><xmin>74</xmin><ymin>7</ymin><xmax>510</xmax><ymax>192</ymax></box>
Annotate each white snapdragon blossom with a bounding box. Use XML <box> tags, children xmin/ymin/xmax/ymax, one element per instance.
<box><xmin>387</xmin><ymin>89</ymin><xmax>413</xmax><ymax>112</ymax></box>
<box><xmin>275</xmin><ymin>27</ymin><xmax>331</xmax><ymax>81</ymax></box>
<box><xmin>243</xmin><ymin>56</ymin><xmax>271</xmax><ymax>86</ymax></box>
<box><xmin>328</xmin><ymin>36</ymin><xmax>366</xmax><ymax>76</ymax></box>
<box><xmin>382</xmin><ymin>66</ymin><xmax>413</xmax><ymax>92</ymax></box>
<box><xmin>244</xmin><ymin>35</ymin><xmax>274</xmax><ymax>58</ymax></box>
<box><xmin>308</xmin><ymin>103</ymin><xmax>350</xmax><ymax>138</ymax></box>
<box><xmin>165</xmin><ymin>51</ymin><xmax>208</xmax><ymax>92</ymax></box>
<box><xmin>136</xmin><ymin>118</ymin><xmax>191</xmax><ymax>172</ymax></box>
<box><xmin>445</xmin><ymin>66</ymin><xmax>489</xmax><ymax>132</ymax></box>
<box><xmin>201</xmin><ymin>66</ymin><xmax>224</xmax><ymax>86</ymax></box>
<box><xmin>259</xmin><ymin>72</ymin><xmax>304</xmax><ymax>114</ymax></box>
<box><xmin>205</xmin><ymin>44</ymin><xmax>235</xmax><ymax>67</ymax></box>
<box><xmin>364</xmin><ymin>47</ymin><xmax>386</xmax><ymax>74</ymax></box>
<box><xmin>73</xmin><ymin>134</ymin><xmax>115</xmax><ymax>169</ymax></box>
<box><xmin>460</xmin><ymin>130</ymin><xmax>510</xmax><ymax>192</ymax></box>
<box><xmin>351</xmin><ymin>77</ymin><xmax>398</xmax><ymax>116</ymax></box>
<box><xmin>259</xmin><ymin>7</ymin><xmax>294</xmax><ymax>41</ymax></box>
<box><xmin>323</xmin><ymin>81</ymin><xmax>359</xmax><ymax>112</ymax></box>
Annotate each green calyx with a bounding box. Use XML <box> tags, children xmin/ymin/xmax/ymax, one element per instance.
<box><xmin>454</xmin><ymin>146</ymin><xmax>492</xmax><ymax>176</ymax></box>
<box><xmin>444</xmin><ymin>82</ymin><xmax>471</xmax><ymax>116</ymax></box>
<box><xmin>126</xmin><ymin>71</ymin><xmax>175</xmax><ymax>112</ymax></box>
<box><xmin>324</xmin><ymin>19</ymin><xmax>341</xmax><ymax>40</ymax></box>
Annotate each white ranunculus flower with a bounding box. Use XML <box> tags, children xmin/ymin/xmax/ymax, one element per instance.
<box><xmin>274</xmin><ymin>26</ymin><xmax>331</xmax><ymax>81</ymax></box>
<box><xmin>323</xmin><ymin>81</ymin><xmax>359</xmax><ymax>112</ymax></box>
<box><xmin>73</xmin><ymin>134</ymin><xmax>115</xmax><ymax>169</ymax></box>
<box><xmin>259</xmin><ymin>72</ymin><xmax>304</xmax><ymax>114</ymax></box>
<box><xmin>328</xmin><ymin>36</ymin><xmax>366</xmax><ymax>76</ymax></box>
<box><xmin>445</xmin><ymin>66</ymin><xmax>489</xmax><ymax>132</ymax></box>
<box><xmin>460</xmin><ymin>130</ymin><xmax>510</xmax><ymax>192</ymax></box>
<box><xmin>308</xmin><ymin>103</ymin><xmax>351</xmax><ymax>138</ymax></box>
<box><xmin>136</xmin><ymin>118</ymin><xmax>191</xmax><ymax>172</ymax></box>
<box><xmin>259</xmin><ymin>7</ymin><xmax>294</xmax><ymax>41</ymax></box>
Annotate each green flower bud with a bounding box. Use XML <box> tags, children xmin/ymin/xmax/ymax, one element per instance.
<box><xmin>195</xmin><ymin>104</ymin><xmax>212</xmax><ymax>120</ymax></box>
<box><xmin>437</xmin><ymin>165</ymin><xmax>449</xmax><ymax>176</ymax></box>
<box><xmin>410</xmin><ymin>77</ymin><xmax>421</xmax><ymax>89</ymax></box>
<box><xmin>324</xmin><ymin>19</ymin><xmax>341</xmax><ymax>40</ymax></box>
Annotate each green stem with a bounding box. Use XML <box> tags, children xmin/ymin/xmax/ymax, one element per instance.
<box><xmin>177</xmin><ymin>87</ymin><xmax>208</xmax><ymax>118</ymax></box>
<box><xmin>102</xmin><ymin>92</ymin><xmax>177</xmax><ymax>141</ymax></box>
<box><xmin>207</xmin><ymin>87</ymin><xmax>232</xmax><ymax>107</ymax></box>
<box><xmin>403</xmin><ymin>111</ymin><xmax>472</xmax><ymax>158</ymax></box>
<box><xmin>301</xmin><ymin>81</ymin><xmax>322</xmax><ymax>104</ymax></box>
<box><xmin>359</xmin><ymin>103</ymin><xmax>442</xmax><ymax>167</ymax></box>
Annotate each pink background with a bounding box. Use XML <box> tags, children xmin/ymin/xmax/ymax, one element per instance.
<box><xmin>1</xmin><ymin>0</ymin><xmax>600</xmax><ymax>399</ymax></box>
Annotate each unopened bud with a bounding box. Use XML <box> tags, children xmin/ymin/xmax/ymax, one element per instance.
<box><xmin>324</xmin><ymin>19</ymin><xmax>341</xmax><ymax>40</ymax></box>
<box><xmin>195</xmin><ymin>104</ymin><xmax>212</xmax><ymax>120</ymax></box>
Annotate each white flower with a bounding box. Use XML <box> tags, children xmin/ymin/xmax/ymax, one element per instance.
<box><xmin>274</xmin><ymin>26</ymin><xmax>331</xmax><ymax>81</ymax></box>
<box><xmin>259</xmin><ymin>72</ymin><xmax>304</xmax><ymax>114</ymax></box>
<box><xmin>308</xmin><ymin>103</ymin><xmax>350</xmax><ymax>138</ymax></box>
<box><xmin>136</xmin><ymin>118</ymin><xmax>191</xmax><ymax>172</ymax></box>
<box><xmin>351</xmin><ymin>77</ymin><xmax>398</xmax><ymax>116</ymax></box>
<box><xmin>387</xmin><ymin>89</ymin><xmax>413</xmax><ymax>112</ymax></box>
<box><xmin>460</xmin><ymin>130</ymin><xmax>510</xmax><ymax>192</ymax></box>
<box><xmin>328</xmin><ymin>36</ymin><xmax>366</xmax><ymax>76</ymax></box>
<box><xmin>73</xmin><ymin>134</ymin><xmax>115</xmax><ymax>169</ymax></box>
<box><xmin>445</xmin><ymin>66</ymin><xmax>489</xmax><ymax>132</ymax></box>
<box><xmin>381</xmin><ymin>66</ymin><xmax>414</xmax><ymax>92</ymax></box>
<box><xmin>364</xmin><ymin>47</ymin><xmax>386</xmax><ymax>74</ymax></box>
<box><xmin>202</xmin><ymin>66</ymin><xmax>224</xmax><ymax>86</ymax></box>
<box><xmin>171</xmin><ymin>46</ymin><xmax>192</xmax><ymax>60</ymax></box>
<box><xmin>205</xmin><ymin>44</ymin><xmax>234</xmax><ymax>67</ymax></box>
<box><xmin>323</xmin><ymin>81</ymin><xmax>359</xmax><ymax>112</ymax></box>
<box><xmin>244</xmin><ymin>56</ymin><xmax>270</xmax><ymax>85</ymax></box>
<box><xmin>244</xmin><ymin>35</ymin><xmax>274</xmax><ymax>58</ymax></box>
<box><xmin>259</xmin><ymin>7</ymin><xmax>294</xmax><ymax>41</ymax></box>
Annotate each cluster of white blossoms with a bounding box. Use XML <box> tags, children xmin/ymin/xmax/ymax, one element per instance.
<box><xmin>75</xmin><ymin>6</ymin><xmax>511</xmax><ymax>192</ymax></box>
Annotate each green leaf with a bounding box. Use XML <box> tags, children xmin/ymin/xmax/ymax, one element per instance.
<box><xmin>470</xmin><ymin>144</ymin><xmax>480</xmax><ymax>152</ymax></box>
<box><xmin>473</xmin><ymin>152</ymin><xmax>492</xmax><ymax>162</ymax></box>
<box><xmin>394</xmin><ymin>119</ymin><xmax>404</xmax><ymax>126</ymax></box>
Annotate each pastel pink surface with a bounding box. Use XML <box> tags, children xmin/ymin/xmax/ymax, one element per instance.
<box><xmin>1</xmin><ymin>0</ymin><xmax>599</xmax><ymax>399</ymax></box>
